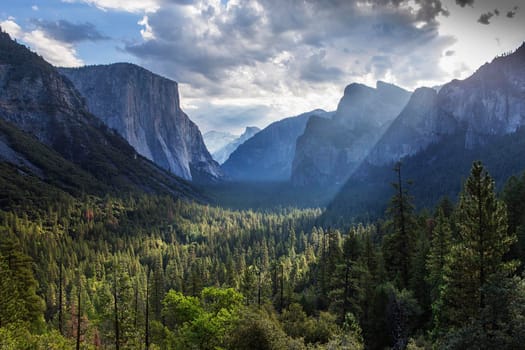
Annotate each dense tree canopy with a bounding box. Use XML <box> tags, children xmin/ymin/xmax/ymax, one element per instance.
<box><xmin>1</xmin><ymin>161</ymin><xmax>525</xmax><ymax>349</ymax></box>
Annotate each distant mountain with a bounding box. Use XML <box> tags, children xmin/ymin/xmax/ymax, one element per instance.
<box><xmin>291</xmin><ymin>81</ymin><xmax>411</xmax><ymax>186</ymax></box>
<box><xmin>213</xmin><ymin>127</ymin><xmax>260</xmax><ymax>164</ymax></box>
<box><xmin>203</xmin><ymin>130</ymin><xmax>238</xmax><ymax>154</ymax></box>
<box><xmin>222</xmin><ymin>110</ymin><xmax>332</xmax><ymax>181</ymax></box>
<box><xmin>59</xmin><ymin>63</ymin><xmax>222</xmax><ymax>182</ymax></box>
<box><xmin>325</xmin><ymin>42</ymin><xmax>525</xmax><ymax>223</ymax></box>
<box><xmin>0</xmin><ymin>30</ymin><xmax>201</xmax><ymax>199</ymax></box>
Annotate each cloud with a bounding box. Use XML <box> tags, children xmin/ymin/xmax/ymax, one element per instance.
<box><xmin>299</xmin><ymin>51</ymin><xmax>345</xmax><ymax>83</ymax></box>
<box><xmin>126</xmin><ymin>0</ymin><xmax>452</xmax><ymax>85</ymax></box>
<box><xmin>507</xmin><ymin>7</ymin><xmax>517</xmax><ymax>18</ymax></box>
<box><xmin>61</xmin><ymin>0</ymin><xmax>159</xmax><ymax>13</ymax></box>
<box><xmin>455</xmin><ymin>0</ymin><xmax>474</xmax><ymax>7</ymax></box>
<box><xmin>0</xmin><ymin>18</ymin><xmax>83</xmax><ymax>66</ymax></box>
<box><xmin>31</xmin><ymin>19</ymin><xmax>109</xmax><ymax>43</ymax></box>
<box><xmin>120</xmin><ymin>0</ymin><xmax>458</xmax><ymax>130</ymax></box>
<box><xmin>445</xmin><ymin>49</ymin><xmax>455</xmax><ymax>56</ymax></box>
<box><xmin>478</xmin><ymin>11</ymin><xmax>493</xmax><ymax>24</ymax></box>
<box><xmin>186</xmin><ymin>101</ymin><xmax>273</xmax><ymax>133</ymax></box>
<box><xmin>138</xmin><ymin>16</ymin><xmax>154</xmax><ymax>40</ymax></box>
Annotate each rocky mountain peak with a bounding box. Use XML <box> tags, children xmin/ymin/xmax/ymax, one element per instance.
<box><xmin>243</xmin><ymin>126</ymin><xmax>260</xmax><ymax>136</ymax></box>
<box><xmin>212</xmin><ymin>126</ymin><xmax>261</xmax><ymax>164</ymax></box>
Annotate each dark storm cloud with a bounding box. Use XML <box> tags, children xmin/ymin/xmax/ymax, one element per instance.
<box><xmin>455</xmin><ymin>0</ymin><xmax>474</xmax><ymax>7</ymax></box>
<box><xmin>507</xmin><ymin>6</ymin><xmax>518</xmax><ymax>18</ymax></box>
<box><xmin>478</xmin><ymin>12</ymin><xmax>494</xmax><ymax>25</ymax></box>
<box><xmin>32</xmin><ymin>19</ymin><xmax>109</xmax><ymax>43</ymax></box>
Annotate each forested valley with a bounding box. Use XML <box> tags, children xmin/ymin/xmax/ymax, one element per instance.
<box><xmin>2</xmin><ymin>161</ymin><xmax>525</xmax><ymax>349</ymax></box>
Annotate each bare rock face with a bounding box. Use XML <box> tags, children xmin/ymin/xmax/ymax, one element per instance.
<box><xmin>367</xmin><ymin>42</ymin><xmax>525</xmax><ymax>166</ymax></box>
<box><xmin>438</xmin><ymin>45</ymin><xmax>525</xmax><ymax>148</ymax></box>
<box><xmin>366</xmin><ymin>87</ymin><xmax>451</xmax><ymax>165</ymax></box>
<box><xmin>59</xmin><ymin>63</ymin><xmax>222</xmax><ymax>182</ymax></box>
<box><xmin>291</xmin><ymin>82</ymin><xmax>411</xmax><ymax>186</ymax></box>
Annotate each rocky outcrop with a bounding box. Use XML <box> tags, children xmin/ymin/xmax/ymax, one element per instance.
<box><xmin>59</xmin><ymin>63</ymin><xmax>222</xmax><ymax>182</ymax></box>
<box><xmin>291</xmin><ymin>82</ymin><xmax>411</xmax><ymax>186</ymax></box>
<box><xmin>213</xmin><ymin>126</ymin><xmax>260</xmax><ymax>164</ymax></box>
<box><xmin>222</xmin><ymin>110</ymin><xmax>331</xmax><ymax>181</ymax></box>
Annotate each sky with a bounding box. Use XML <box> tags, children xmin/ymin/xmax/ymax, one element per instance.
<box><xmin>1</xmin><ymin>0</ymin><xmax>524</xmax><ymax>134</ymax></box>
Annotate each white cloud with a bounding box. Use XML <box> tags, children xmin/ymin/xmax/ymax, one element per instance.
<box><xmin>0</xmin><ymin>18</ymin><xmax>83</xmax><ymax>67</ymax></box>
<box><xmin>124</xmin><ymin>0</ymin><xmax>457</xmax><ymax>131</ymax></box>
<box><xmin>61</xmin><ymin>0</ymin><xmax>159</xmax><ymax>13</ymax></box>
<box><xmin>31</xmin><ymin>5</ymin><xmax>39</xmax><ymax>11</ymax></box>
<box><xmin>138</xmin><ymin>16</ymin><xmax>155</xmax><ymax>40</ymax></box>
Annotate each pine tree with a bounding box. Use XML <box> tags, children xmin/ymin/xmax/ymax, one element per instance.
<box><xmin>382</xmin><ymin>162</ymin><xmax>416</xmax><ymax>289</ymax></box>
<box><xmin>426</xmin><ymin>208</ymin><xmax>452</xmax><ymax>302</ymax></box>
<box><xmin>435</xmin><ymin>161</ymin><xmax>521</xmax><ymax>348</ymax></box>
<box><xmin>0</xmin><ymin>238</ymin><xmax>45</xmax><ymax>331</ymax></box>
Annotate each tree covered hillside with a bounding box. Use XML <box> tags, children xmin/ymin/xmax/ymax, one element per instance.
<box><xmin>1</xmin><ymin>161</ymin><xmax>525</xmax><ymax>349</ymax></box>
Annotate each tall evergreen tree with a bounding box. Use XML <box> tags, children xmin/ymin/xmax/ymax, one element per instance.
<box><xmin>435</xmin><ymin>161</ymin><xmax>521</xmax><ymax>348</ymax></box>
<box><xmin>382</xmin><ymin>162</ymin><xmax>416</xmax><ymax>289</ymax></box>
<box><xmin>426</xmin><ymin>208</ymin><xmax>452</xmax><ymax>303</ymax></box>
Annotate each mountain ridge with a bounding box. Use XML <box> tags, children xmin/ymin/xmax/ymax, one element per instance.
<box><xmin>291</xmin><ymin>81</ymin><xmax>411</xmax><ymax>186</ymax></box>
<box><xmin>324</xmin><ymin>42</ymin><xmax>525</xmax><ymax>222</ymax></box>
<box><xmin>222</xmin><ymin>109</ymin><xmax>332</xmax><ymax>181</ymax></box>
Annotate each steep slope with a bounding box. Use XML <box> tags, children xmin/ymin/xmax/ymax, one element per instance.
<box><xmin>222</xmin><ymin>109</ymin><xmax>332</xmax><ymax>181</ymax></box>
<box><xmin>325</xmin><ymin>42</ymin><xmax>525</xmax><ymax>222</ymax></box>
<box><xmin>59</xmin><ymin>63</ymin><xmax>221</xmax><ymax>182</ymax></box>
<box><xmin>0</xmin><ymin>30</ymin><xmax>200</xmax><ymax>199</ymax></box>
<box><xmin>367</xmin><ymin>43</ymin><xmax>525</xmax><ymax>167</ymax></box>
<box><xmin>213</xmin><ymin>126</ymin><xmax>260</xmax><ymax>164</ymax></box>
<box><xmin>291</xmin><ymin>82</ymin><xmax>411</xmax><ymax>186</ymax></box>
<box><xmin>366</xmin><ymin>87</ymin><xmax>455</xmax><ymax>165</ymax></box>
<box><xmin>203</xmin><ymin>130</ymin><xmax>238</xmax><ymax>154</ymax></box>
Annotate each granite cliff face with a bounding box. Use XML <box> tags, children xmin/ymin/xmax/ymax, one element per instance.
<box><xmin>366</xmin><ymin>42</ymin><xmax>525</xmax><ymax>166</ymax></box>
<box><xmin>222</xmin><ymin>110</ymin><xmax>331</xmax><ymax>181</ymax></box>
<box><xmin>291</xmin><ymin>82</ymin><xmax>411</xmax><ymax>186</ymax></box>
<box><xmin>0</xmin><ymin>30</ymin><xmax>200</xmax><ymax>198</ymax></box>
<box><xmin>59</xmin><ymin>63</ymin><xmax>221</xmax><ymax>182</ymax></box>
<box><xmin>366</xmin><ymin>87</ymin><xmax>450</xmax><ymax>165</ymax></box>
<box><xmin>212</xmin><ymin>126</ymin><xmax>260</xmax><ymax>164</ymax></box>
